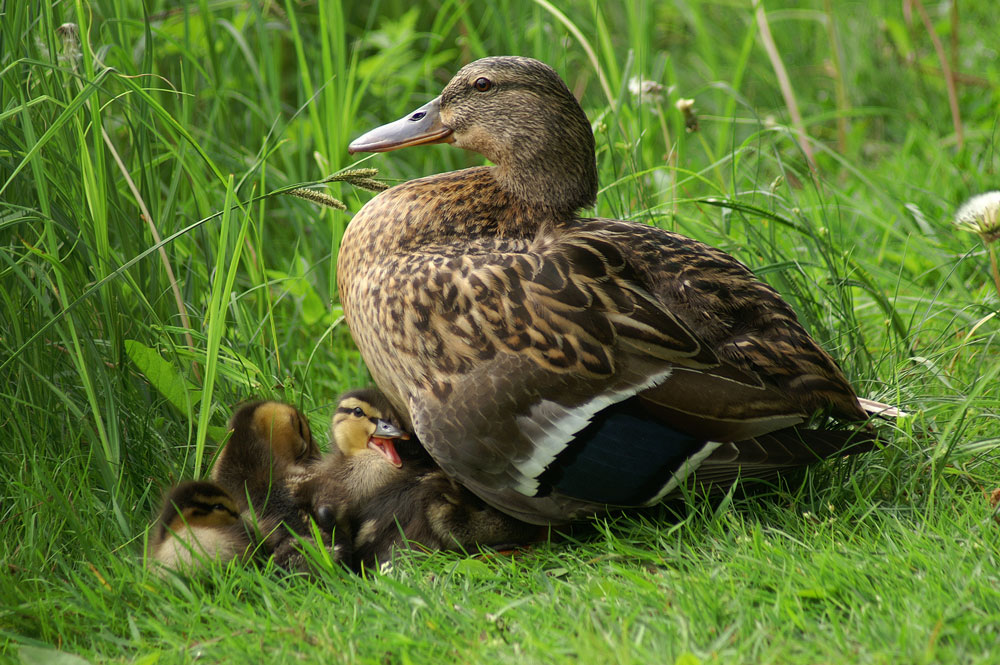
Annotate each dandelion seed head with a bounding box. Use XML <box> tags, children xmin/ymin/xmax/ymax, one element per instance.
<box><xmin>955</xmin><ymin>191</ymin><xmax>1000</xmax><ymax>242</ymax></box>
<box><xmin>56</xmin><ymin>23</ymin><xmax>81</xmax><ymax>64</ymax></box>
<box><xmin>627</xmin><ymin>77</ymin><xmax>665</xmax><ymax>106</ymax></box>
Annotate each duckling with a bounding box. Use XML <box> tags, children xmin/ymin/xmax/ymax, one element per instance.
<box><xmin>341</xmin><ymin>56</ymin><xmax>890</xmax><ymax>524</ymax></box>
<box><xmin>211</xmin><ymin>401</ymin><xmax>345</xmax><ymax>570</ymax></box>
<box><xmin>295</xmin><ymin>388</ymin><xmax>417</xmax><ymax>528</ymax></box>
<box><xmin>297</xmin><ymin>389</ymin><xmax>539</xmax><ymax>571</ymax></box>
<box><xmin>148</xmin><ymin>480</ymin><xmax>255</xmax><ymax>572</ymax></box>
<box><xmin>351</xmin><ymin>468</ymin><xmax>543</xmax><ymax>571</ymax></box>
<box><xmin>212</xmin><ymin>400</ymin><xmax>321</xmax><ymax>511</ymax></box>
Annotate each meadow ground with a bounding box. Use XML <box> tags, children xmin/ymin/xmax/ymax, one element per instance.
<box><xmin>1</xmin><ymin>1</ymin><xmax>998</xmax><ymax>663</ymax></box>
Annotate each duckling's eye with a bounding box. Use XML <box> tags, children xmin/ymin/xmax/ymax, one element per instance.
<box><xmin>352</xmin><ymin>407</ymin><xmax>365</xmax><ymax>417</ymax></box>
<box><xmin>211</xmin><ymin>503</ymin><xmax>228</xmax><ymax>512</ymax></box>
<box><xmin>473</xmin><ymin>77</ymin><xmax>492</xmax><ymax>92</ymax></box>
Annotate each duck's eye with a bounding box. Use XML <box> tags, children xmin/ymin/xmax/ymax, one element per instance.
<box><xmin>352</xmin><ymin>406</ymin><xmax>365</xmax><ymax>417</ymax></box>
<box><xmin>211</xmin><ymin>503</ymin><xmax>228</xmax><ymax>512</ymax></box>
<box><xmin>473</xmin><ymin>77</ymin><xmax>492</xmax><ymax>92</ymax></box>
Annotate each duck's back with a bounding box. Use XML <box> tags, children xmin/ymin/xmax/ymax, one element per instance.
<box><xmin>564</xmin><ymin>217</ymin><xmax>863</xmax><ymax>422</ymax></box>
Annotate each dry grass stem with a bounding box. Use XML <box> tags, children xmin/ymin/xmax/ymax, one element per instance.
<box><xmin>753</xmin><ymin>0</ymin><xmax>817</xmax><ymax>173</ymax></box>
<box><xmin>910</xmin><ymin>0</ymin><xmax>964</xmax><ymax>148</ymax></box>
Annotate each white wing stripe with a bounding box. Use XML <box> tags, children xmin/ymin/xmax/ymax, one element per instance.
<box><xmin>511</xmin><ymin>367</ymin><xmax>674</xmax><ymax>495</ymax></box>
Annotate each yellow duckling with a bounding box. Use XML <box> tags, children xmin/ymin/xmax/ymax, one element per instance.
<box><xmin>296</xmin><ymin>388</ymin><xmax>413</xmax><ymax>529</ymax></box>
<box><xmin>298</xmin><ymin>389</ymin><xmax>539</xmax><ymax>571</ymax></box>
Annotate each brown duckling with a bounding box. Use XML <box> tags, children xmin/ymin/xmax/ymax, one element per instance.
<box><xmin>148</xmin><ymin>480</ymin><xmax>255</xmax><ymax>572</ymax></box>
<box><xmin>211</xmin><ymin>400</ymin><xmax>345</xmax><ymax>570</ymax></box>
<box><xmin>297</xmin><ymin>389</ymin><xmax>540</xmax><ymax>571</ymax></box>
<box><xmin>351</xmin><ymin>469</ymin><xmax>543</xmax><ymax>571</ymax></box>
<box><xmin>212</xmin><ymin>400</ymin><xmax>321</xmax><ymax>511</ymax></box>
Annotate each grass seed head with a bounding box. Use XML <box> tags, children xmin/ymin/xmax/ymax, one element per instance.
<box><xmin>324</xmin><ymin>167</ymin><xmax>380</xmax><ymax>183</ymax></box>
<box><xmin>675</xmin><ymin>98</ymin><xmax>698</xmax><ymax>133</ymax></box>
<box><xmin>286</xmin><ymin>188</ymin><xmax>347</xmax><ymax>211</ymax></box>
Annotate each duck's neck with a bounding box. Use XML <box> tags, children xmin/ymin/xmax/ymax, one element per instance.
<box><xmin>493</xmin><ymin>143</ymin><xmax>598</xmax><ymax>215</ymax></box>
<box><xmin>384</xmin><ymin>164</ymin><xmax>592</xmax><ymax>252</ymax></box>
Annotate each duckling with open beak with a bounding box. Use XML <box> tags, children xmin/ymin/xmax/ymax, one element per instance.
<box><xmin>296</xmin><ymin>388</ymin><xmax>540</xmax><ymax>571</ymax></box>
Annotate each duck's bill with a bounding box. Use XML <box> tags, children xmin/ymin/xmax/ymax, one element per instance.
<box><xmin>367</xmin><ymin>437</ymin><xmax>403</xmax><ymax>468</ymax></box>
<box><xmin>373</xmin><ymin>419</ymin><xmax>407</xmax><ymax>439</ymax></box>
<box><xmin>348</xmin><ymin>97</ymin><xmax>454</xmax><ymax>154</ymax></box>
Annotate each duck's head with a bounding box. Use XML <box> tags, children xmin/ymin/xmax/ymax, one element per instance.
<box><xmin>349</xmin><ymin>56</ymin><xmax>597</xmax><ymax>213</ymax></box>
<box><xmin>331</xmin><ymin>389</ymin><xmax>410</xmax><ymax>468</ymax></box>
<box><xmin>156</xmin><ymin>481</ymin><xmax>241</xmax><ymax>536</ymax></box>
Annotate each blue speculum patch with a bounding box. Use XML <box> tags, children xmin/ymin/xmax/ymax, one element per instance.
<box><xmin>537</xmin><ymin>397</ymin><xmax>704</xmax><ymax>505</ymax></box>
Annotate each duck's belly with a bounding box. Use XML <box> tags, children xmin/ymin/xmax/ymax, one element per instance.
<box><xmin>337</xmin><ymin>209</ymin><xmax>424</xmax><ymax>425</ymax></box>
<box><xmin>340</xmin><ymin>257</ymin><xmax>479</xmax><ymax>423</ymax></box>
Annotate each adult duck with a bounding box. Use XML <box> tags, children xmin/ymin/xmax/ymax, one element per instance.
<box><xmin>340</xmin><ymin>56</ymin><xmax>879</xmax><ymax>525</ymax></box>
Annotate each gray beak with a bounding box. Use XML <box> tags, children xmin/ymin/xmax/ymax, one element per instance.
<box><xmin>373</xmin><ymin>419</ymin><xmax>405</xmax><ymax>439</ymax></box>
<box><xmin>348</xmin><ymin>97</ymin><xmax>454</xmax><ymax>154</ymax></box>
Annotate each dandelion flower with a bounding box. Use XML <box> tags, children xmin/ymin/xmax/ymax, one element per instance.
<box><xmin>955</xmin><ymin>191</ymin><xmax>1000</xmax><ymax>299</ymax></box>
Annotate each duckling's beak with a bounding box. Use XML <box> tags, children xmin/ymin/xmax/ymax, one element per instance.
<box><xmin>374</xmin><ymin>419</ymin><xmax>406</xmax><ymax>439</ymax></box>
<box><xmin>348</xmin><ymin>97</ymin><xmax>454</xmax><ymax>154</ymax></box>
<box><xmin>368</xmin><ymin>438</ymin><xmax>402</xmax><ymax>467</ymax></box>
<box><xmin>367</xmin><ymin>418</ymin><xmax>407</xmax><ymax>468</ymax></box>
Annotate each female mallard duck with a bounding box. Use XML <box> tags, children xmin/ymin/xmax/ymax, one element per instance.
<box><xmin>149</xmin><ymin>480</ymin><xmax>254</xmax><ymax>571</ymax></box>
<box><xmin>298</xmin><ymin>389</ymin><xmax>539</xmax><ymax>570</ymax></box>
<box><xmin>340</xmin><ymin>56</ymin><xmax>881</xmax><ymax>525</ymax></box>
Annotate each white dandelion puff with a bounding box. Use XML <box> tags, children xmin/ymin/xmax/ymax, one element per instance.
<box><xmin>955</xmin><ymin>191</ymin><xmax>1000</xmax><ymax>242</ymax></box>
<box><xmin>627</xmin><ymin>77</ymin><xmax>665</xmax><ymax>106</ymax></box>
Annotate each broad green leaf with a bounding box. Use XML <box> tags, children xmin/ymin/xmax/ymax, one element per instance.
<box><xmin>124</xmin><ymin>340</ymin><xmax>201</xmax><ymax>415</ymax></box>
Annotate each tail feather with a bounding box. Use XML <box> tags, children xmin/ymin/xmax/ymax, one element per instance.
<box><xmin>857</xmin><ymin>397</ymin><xmax>906</xmax><ymax>418</ymax></box>
<box><xmin>672</xmin><ymin>426</ymin><xmax>877</xmax><ymax>497</ymax></box>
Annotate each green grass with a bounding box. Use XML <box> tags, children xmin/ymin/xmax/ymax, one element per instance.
<box><xmin>2</xmin><ymin>1</ymin><xmax>999</xmax><ymax>663</ymax></box>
